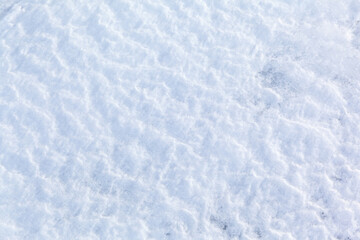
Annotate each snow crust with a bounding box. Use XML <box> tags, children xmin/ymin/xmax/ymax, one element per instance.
<box><xmin>1</xmin><ymin>0</ymin><xmax>360</xmax><ymax>239</ymax></box>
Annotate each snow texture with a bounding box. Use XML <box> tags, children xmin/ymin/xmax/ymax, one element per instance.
<box><xmin>1</xmin><ymin>0</ymin><xmax>360</xmax><ymax>239</ymax></box>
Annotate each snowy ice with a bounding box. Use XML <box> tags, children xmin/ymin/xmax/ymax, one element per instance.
<box><xmin>1</xmin><ymin>0</ymin><xmax>360</xmax><ymax>239</ymax></box>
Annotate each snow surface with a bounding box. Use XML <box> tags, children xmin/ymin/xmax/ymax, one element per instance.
<box><xmin>1</xmin><ymin>0</ymin><xmax>360</xmax><ymax>239</ymax></box>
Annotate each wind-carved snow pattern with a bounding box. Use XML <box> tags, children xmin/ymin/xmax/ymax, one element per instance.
<box><xmin>0</xmin><ymin>0</ymin><xmax>360</xmax><ymax>239</ymax></box>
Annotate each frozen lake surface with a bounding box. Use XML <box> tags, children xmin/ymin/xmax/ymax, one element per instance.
<box><xmin>1</xmin><ymin>0</ymin><xmax>360</xmax><ymax>239</ymax></box>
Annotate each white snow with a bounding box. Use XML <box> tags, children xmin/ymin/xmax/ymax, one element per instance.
<box><xmin>1</xmin><ymin>0</ymin><xmax>360</xmax><ymax>239</ymax></box>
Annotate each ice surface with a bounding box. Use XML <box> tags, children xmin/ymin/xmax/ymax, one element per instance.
<box><xmin>1</xmin><ymin>0</ymin><xmax>360</xmax><ymax>239</ymax></box>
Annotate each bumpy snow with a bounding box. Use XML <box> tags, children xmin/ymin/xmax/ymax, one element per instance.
<box><xmin>1</xmin><ymin>0</ymin><xmax>360</xmax><ymax>239</ymax></box>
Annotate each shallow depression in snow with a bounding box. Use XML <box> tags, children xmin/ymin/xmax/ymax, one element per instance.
<box><xmin>1</xmin><ymin>0</ymin><xmax>360</xmax><ymax>239</ymax></box>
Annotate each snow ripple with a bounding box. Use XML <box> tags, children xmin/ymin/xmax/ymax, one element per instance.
<box><xmin>1</xmin><ymin>0</ymin><xmax>360</xmax><ymax>239</ymax></box>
